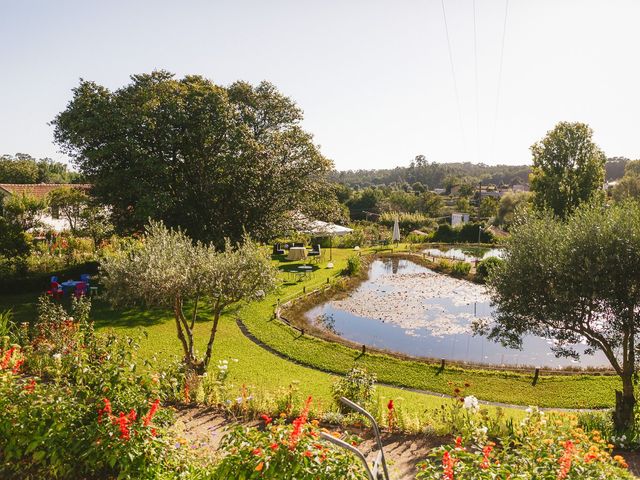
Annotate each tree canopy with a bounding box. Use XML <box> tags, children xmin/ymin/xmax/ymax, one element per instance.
<box><xmin>486</xmin><ymin>201</ymin><xmax>640</xmax><ymax>430</ymax></box>
<box><xmin>530</xmin><ymin>122</ymin><xmax>606</xmax><ymax>218</ymax></box>
<box><xmin>100</xmin><ymin>221</ymin><xmax>278</xmax><ymax>373</ymax></box>
<box><xmin>0</xmin><ymin>153</ymin><xmax>82</xmax><ymax>184</ymax></box>
<box><xmin>52</xmin><ymin>71</ymin><xmax>333</xmax><ymax>245</ymax></box>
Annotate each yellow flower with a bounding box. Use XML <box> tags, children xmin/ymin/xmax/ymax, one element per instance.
<box><xmin>607</xmin><ymin>444</ymin><xmax>614</xmax><ymax>449</ymax></box>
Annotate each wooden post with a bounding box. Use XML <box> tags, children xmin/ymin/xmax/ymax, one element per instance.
<box><xmin>362</xmin><ymin>344</ymin><xmax>366</xmax><ymax>355</ymax></box>
<box><xmin>327</xmin><ymin>277</ymin><xmax>330</xmax><ymax>284</ymax></box>
<box><xmin>440</xmin><ymin>358</ymin><xmax>446</xmax><ymax>370</ymax></box>
<box><xmin>303</xmin><ymin>286</ymin><xmax>306</xmax><ymax>293</ymax></box>
<box><xmin>301</xmin><ymin>328</ymin><xmax>305</xmax><ymax>336</ymax></box>
<box><xmin>532</xmin><ymin>367</ymin><xmax>540</xmax><ymax>386</ymax></box>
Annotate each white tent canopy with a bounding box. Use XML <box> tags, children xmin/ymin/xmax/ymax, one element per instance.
<box><xmin>302</xmin><ymin>219</ymin><xmax>353</xmax><ymax>237</ymax></box>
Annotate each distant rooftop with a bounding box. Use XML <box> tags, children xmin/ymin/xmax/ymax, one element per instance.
<box><xmin>0</xmin><ymin>183</ymin><xmax>91</xmax><ymax>200</ymax></box>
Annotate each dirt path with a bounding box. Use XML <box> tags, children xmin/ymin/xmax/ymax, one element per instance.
<box><xmin>172</xmin><ymin>404</ymin><xmax>640</xmax><ymax>479</ymax></box>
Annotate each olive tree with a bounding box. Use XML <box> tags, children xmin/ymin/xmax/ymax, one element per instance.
<box><xmin>485</xmin><ymin>201</ymin><xmax>640</xmax><ymax>431</ymax></box>
<box><xmin>100</xmin><ymin>221</ymin><xmax>278</xmax><ymax>374</ymax></box>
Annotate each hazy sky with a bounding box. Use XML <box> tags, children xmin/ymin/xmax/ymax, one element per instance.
<box><xmin>1</xmin><ymin>0</ymin><xmax>639</xmax><ymax>170</ymax></box>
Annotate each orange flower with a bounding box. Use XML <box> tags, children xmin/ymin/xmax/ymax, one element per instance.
<box><xmin>255</xmin><ymin>461</ymin><xmax>264</xmax><ymax>472</ymax></box>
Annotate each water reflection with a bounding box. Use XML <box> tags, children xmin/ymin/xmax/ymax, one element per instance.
<box><xmin>422</xmin><ymin>246</ymin><xmax>504</xmax><ymax>263</ymax></box>
<box><xmin>305</xmin><ymin>258</ymin><xmax>608</xmax><ymax>368</ymax></box>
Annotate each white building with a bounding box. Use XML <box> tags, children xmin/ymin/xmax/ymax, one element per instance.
<box><xmin>451</xmin><ymin>212</ymin><xmax>470</xmax><ymax>226</ymax></box>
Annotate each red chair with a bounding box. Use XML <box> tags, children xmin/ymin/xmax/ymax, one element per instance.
<box><xmin>50</xmin><ymin>282</ymin><xmax>63</xmax><ymax>300</ymax></box>
<box><xmin>74</xmin><ymin>282</ymin><xmax>88</xmax><ymax>298</ymax></box>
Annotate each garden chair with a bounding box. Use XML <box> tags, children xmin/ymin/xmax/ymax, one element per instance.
<box><xmin>273</xmin><ymin>243</ymin><xmax>285</xmax><ymax>255</ymax></box>
<box><xmin>48</xmin><ymin>281</ymin><xmax>63</xmax><ymax>300</ymax></box>
<box><xmin>307</xmin><ymin>244</ymin><xmax>321</xmax><ymax>262</ymax></box>
<box><xmin>74</xmin><ymin>282</ymin><xmax>88</xmax><ymax>298</ymax></box>
<box><xmin>320</xmin><ymin>397</ymin><xmax>390</xmax><ymax>480</ymax></box>
<box><xmin>50</xmin><ymin>275</ymin><xmax>59</xmax><ymax>284</ymax></box>
<box><xmin>80</xmin><ymin>274</ymin><xmax>91</xmax><ymax>284</ymax></box>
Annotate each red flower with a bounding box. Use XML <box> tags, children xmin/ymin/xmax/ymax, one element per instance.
<box><xmin>24</xmin><ymin>379</ymin><xmax>36</xmax><ymax>393</ymax></box>
<box><xmin>289</xmin><ymin>396</ymin><xmax>312</xmax><ymax>450</ymax></box>
<box><xmin>12</xmin><ymin>358</ymin><xmax>24</xmax><ymax>374</ymax></box>
<box><xmin>98</xmin><ymin>398</ymin><xmax>112</xmax><ymax>424</ymax></box>
<box><xmin>442</xmin><ymin>450</ymin><xmax>457</xmax><ymax>480</ymax></box>
<box><xmin>127</xmin><ymin>409</ymin><xmax>137</xmax><ymax>423</ymax></box>
<box><xmin>252</xmin><ymin>448</ymin><xmax>262</xmax><ymax>456</ymax></box>
<box><xmin>142</xmin><ymin>399</ymin><xmax>160</xmax><ymax>426</ymax></box>
<box><xmin>557</xmin><ymin>440</ymin><xmax>574</xmax><ymax>479</ymax></box>
<box><xmin>1</xmin><ymin>346</ymin><xmax>16</xmax><ymax>369</ymax></box>
<box><xmin>387</xmin><ymin>399</ymin><xmax>394</xmax><ymax>411</ymax></box>
<box><xmin>480</xmin><ymin>445</ymin><xmax>493</xmax><ymax>469</ymax></box>
<box><xmin>455</xmin><ymin>436</ymin><xmax>463</xmax><ymax>450</ymax></box>
<box><xmin>116</xmin><ymin>412</ymin><xmax>130</xmax><ymax>440</ymax></box>
<box><xmin>303</xmin><ymin>450</ymin><xmax>312</xmax><ymax>457</ymax></box>
<box><xmin>151</xmin><ymin>428</ymin><xmax>157</xmax><ymax>437</ymax></box>
<box><xmin>261</xmin><ymin>414</ymin><xmax>272</xmax><ymax>425</ymax></box>
<box><xmin>270</xmin><ymin>442</ymin><xmax>279</xmax><ymax>451</ymax></box>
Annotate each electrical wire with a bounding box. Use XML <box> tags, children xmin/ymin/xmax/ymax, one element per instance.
<box><xmin>490</xmin><ymin>0</ymin><xmax>510</xmax><ymax>162</ymax></box>
<box><xmin>473</xmin><ymin>0</ymin><xmax>480</xmax><ymax>163</ymax></box>
<box><xmin>440</xmin><ymin>0</ymin><xmax>466</xmax><ymax>156</ymax></box>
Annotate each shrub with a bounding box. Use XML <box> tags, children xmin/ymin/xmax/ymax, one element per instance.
<box><xmin>451</xmin><ymin>261</ymin><xmax>471</xmax><ymax>277</ymax></box>
<box><xmin>331</xmin><ymin>367</ymin><xmax>377</xmax><ymax>413</ymax></box>
<box><xmin>475</xmin><ymin>256</ymin><xmax>504</xmax><ymax>281</ymax></box>
<box><xmin>379</xmin><ymin>212</ymin><xmax>436</xmax><ymax>233</ymax></box>
<box><xmin>417</xmin><ymin>404</ymin><xmax>634</xmax><ymax>479</ymax></box>
<box><xmin>212</xmin><ymin>397</ymin><xmax>367</xmax><ymax>479</ymax></box>
<box><xmin>344</xmin><ymin>255</ymin><xmax>361</xmax><ymax>276</ymax></box>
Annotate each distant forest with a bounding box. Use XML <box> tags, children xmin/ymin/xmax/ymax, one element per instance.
<box><xmin>330</xmin><ymin>155</ymin><xmax>631</xmax><ymax>189</ymax></box>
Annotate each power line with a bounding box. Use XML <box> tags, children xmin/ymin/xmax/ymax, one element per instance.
<box><xmin>440</xmin><ymin>0</ymin><xmax>466</xmax><ymax>156</ymax></box>
<box><xmin>473</xmin><ymin>0</ymin><xmax>480</xmax><ymax>163</ymax></box>
<box><xmin>490</xmin><ymin>0</ymin><xmax>510</xmax><ymax>162</ymax></box>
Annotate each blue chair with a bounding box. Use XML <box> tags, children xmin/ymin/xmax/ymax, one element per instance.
<box><xmin>51</xmin><ymin>276</ymin><xmax>59</xmax><ymax>283</ymax></box>
<box><xmin>80</xmin><ymin>274</ymin><xmax>91</xmax><ymax>284</ymax></box>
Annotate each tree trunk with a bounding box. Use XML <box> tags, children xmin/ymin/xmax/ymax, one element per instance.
<box><xmin>614</xmin><ymin>374</ymin><xmax>636</xmax><ymax>431</ymax></box>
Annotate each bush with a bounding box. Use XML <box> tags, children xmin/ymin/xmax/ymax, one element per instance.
<box><xmin>417</xmin><ymin>403</ymin><xmax>634</xmax><ymax>479</ymax></box>
<box><xmin>331</xmin><ymin>367</ymin><xmax>377</xmax><ymax>413</ymax></box>
<box><xmin>451</xmin><ymin>261</ymin><xmax>471</xmax><ymax>277</ymax></box>
<box><xmin>430</xmin><ymin>222</ymin><xmax>495</xmax><ymax>244</ymax></box>
<box><xmin>379</xmin><ymin>212</ymin><xmax>436</xmax><ymax>233</ymax></box>
<box><xmin>475</xmin><ymin>256</ymin><xmax>504</xmax><ymax>281</ymax></box>
<box><xmin>431</xmin><ymin>223</ymin><xmax>457</xmax><ymax>243</ymax></box>
<box><xmin>344</xmin><ymin>255</ymin><xmax>361</xmax><ymax>276</ymax></box>
<box><xmin>212</xmin><ymin>397</ymin><xmax>367</xmax><ymax>479</ymax></box>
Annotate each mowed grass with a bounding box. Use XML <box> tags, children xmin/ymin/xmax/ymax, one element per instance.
<box><xmin>0</xmin><ymin>246</ymin><xmax>618</xmax><ymax>416</ymax></box>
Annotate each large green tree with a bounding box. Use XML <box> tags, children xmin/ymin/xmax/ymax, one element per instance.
<box><xmin>52</xmin><ymin>72</ymin><xmax>332</xmax><ymax>245</ymax></box>
<box><xmin>529</xmin><ymin>122</ymin><xmax>606</xmax><ymax>218</ymax></box>
<box><xmin>485</xmin><ymin>201</ymin><xmax>640</xmax><ymax>431</ymax></box>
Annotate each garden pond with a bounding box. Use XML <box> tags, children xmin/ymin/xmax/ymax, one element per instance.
<box><xmin>305</xmin><ymin>258</ymin><xmax>608</xmax><ymax>368</ymax></box>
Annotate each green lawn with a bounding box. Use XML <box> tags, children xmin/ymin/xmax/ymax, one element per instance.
<box><xmin>0</xmin><ymin>246</ymin><xmax>619</xmax><ymax>418</ymax></box>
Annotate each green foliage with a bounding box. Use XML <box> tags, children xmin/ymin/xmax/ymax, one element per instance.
<box><xmin>495</xmin><ymin>191</ymin><xmax>532</xmax><ymax>229</ymax></box>
<box><xmin>0</xmin><ymin>295</ymin><xmax>213</xmax><ymax>479</ymax></box>
<box><xmin>2</xmin><ymin>193</ymin><xmax>48</xmax><ymax>231</ymax></box>
<box><xmin>417</xmin><ymin>406</ymin><xmax>633</xmax><ymax>479</ymax></box>
<box><xmin>450</xmin><ymin>261</ymin><xmax>471</xmax><ymax>277</ymax></box>
<box><xmin>487</xmin><ymin>201</ymin><xmax>640</xmax><ymax>430</ymax></box>
<box><xmin>0</xmin><ymin>216</ymin><xmax>30</xmax><ymax>259</ymax></box>
<box><xmin>101</xmin><ymin>220</ymin><xmax>279</xmax><ymax>372</ymax></box>
<box><xmin>530</xmin><ymin>121</ymin><xmax>606</xmax><ymax>218</ymax></box>
<box><xmin>379</xmin><ymin>211</ymin><xmax>436</xmax><ymax>233</ymax></box>
<box><xmin>48</xmin><ymin>186</ymin><xmax>90</xmax><ymax>234</ymax></box>
<box><xmin>331</xmin><ymin>367</ymin><xmax>377</xmax><ymax>413</ymax></box>
<box><xmin>53</xmin><ymin>72</ymin><xmax>332</xmax><ymax>245</ymax></box>
<box><xmin>344</xmin><ymin>255</ymin><xmax>361</xmax><ymax>276</ymax></box>
<box><xmin>213</xmin><ymin>398</ymin><xmax>367</xmax><ymax>479</ymax></box>
<box><xmin>478</xmin><ymin>196</ymin><xmax>499</xmax><ymax>219</ymax></box>
<box><xmin>0</xmin><ymin>153</ymin><xmax>82</xmax><ymax>183</ymax></box>
<box><xmin>475</xmin><ymin>256</ymin><xmax>504</xmax><ymax>281</ymax></box>
<box><xmin>430</xmin><ymin>223</ymin><xmax>494</xmax><ymax>244</ymax></box>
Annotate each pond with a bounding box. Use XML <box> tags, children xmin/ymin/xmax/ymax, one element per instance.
<box><xmin>305</xmin><ymin>258</ymin><xmax>608</xmax><ymax>368</ymax></box>
<box><xmin>422</xmin><ymin>246</ymin><xmax>504</xmax><ymax>263</ymax></box>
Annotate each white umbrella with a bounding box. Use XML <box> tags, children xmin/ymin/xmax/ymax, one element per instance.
<box><xmin>392</xmin><ymin>217</ymin><xmax>401</xmax><ymax>245</ymax></box>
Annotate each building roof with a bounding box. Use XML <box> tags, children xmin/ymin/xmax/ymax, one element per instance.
<box><xmin>0</xmin><ymin>183</ymin><xmax>91</xmax><ymax>200</ymax></box>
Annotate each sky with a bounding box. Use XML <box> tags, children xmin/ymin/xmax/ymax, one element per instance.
<box><xmin>1</xmin><ymin>0</ymin><xmax>639</xmax><ymax>171</ymax></box>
